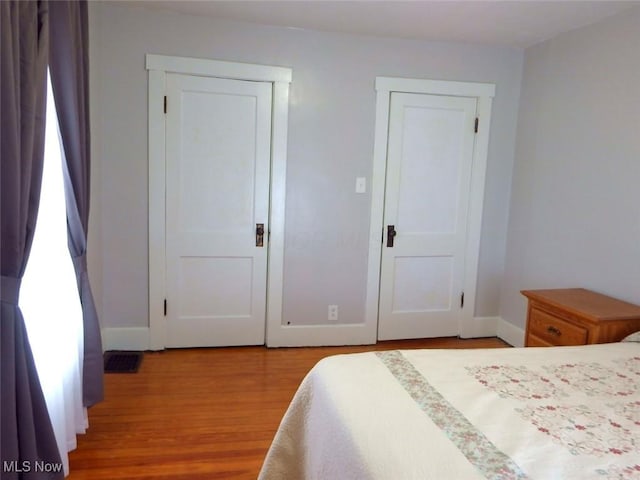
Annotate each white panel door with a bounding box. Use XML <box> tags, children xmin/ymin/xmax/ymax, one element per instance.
<box><xmin>378</xmin><ymin>92</ymin><xmax>477</xmax><ymax>340</ymax></box>
<box><xmin>165</xmin><ymin>73</ymin><xmax>272</xmax><ymax>347</ymax></box>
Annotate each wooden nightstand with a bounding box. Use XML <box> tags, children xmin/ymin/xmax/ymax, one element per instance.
<box><xmin>521</xmin><ymin>288</ymin><xmax>640</xmax><ymax>347</ymax></box>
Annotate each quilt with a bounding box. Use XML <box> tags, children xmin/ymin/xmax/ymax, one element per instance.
<box><xmin>259</xmin><ymin>342</ymin><xmax>640</xmax><ymax>480</ymax></box>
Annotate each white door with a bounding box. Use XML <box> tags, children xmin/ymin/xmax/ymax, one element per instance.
<box><xmin>164</xmin><ymin>73</ymin><xmax>272</xmax><ymax>347</ymax></box>
<box><xmin>377</xmin><ymin>92</ymin><xmax>478</xmax><ymax>340</ymax></box>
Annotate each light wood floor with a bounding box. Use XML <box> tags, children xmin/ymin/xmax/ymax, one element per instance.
<box><xmin>68</xmin><ymin>337</ymin><xmax>509</xmax><ymax>479</ymax></box>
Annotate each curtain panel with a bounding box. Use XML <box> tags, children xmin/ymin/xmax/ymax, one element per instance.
<box><xmin>49</xmin><ymin>0</ymin><xmax>104</xmax><ymax>408</ymax></box>
<box><xmin>0</xmin><ymin>1</ymin><xmax>64</xmax><ymax>478</ymax></box>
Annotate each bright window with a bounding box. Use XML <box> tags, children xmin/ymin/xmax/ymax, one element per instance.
<box><xmin>19</xmin><ymin>72</ymin><xmax>87</xmax><ymax>476</ymax></box>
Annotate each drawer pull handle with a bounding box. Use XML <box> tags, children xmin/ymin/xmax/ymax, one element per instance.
<box><xmin>547</xmin><ymin>326</ymin><xmax>562</xmax><ymax>337</ymax></box>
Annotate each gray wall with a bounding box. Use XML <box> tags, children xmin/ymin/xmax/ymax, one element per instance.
<box><xmin>500</xmin><ymin>7</ymin><xmax>640</xmax><ymax>330</ymax></box>
<box><xmin>88</xmin><ymin>1</ymin><xmax>523</xmax><ymax>331</ymax></box>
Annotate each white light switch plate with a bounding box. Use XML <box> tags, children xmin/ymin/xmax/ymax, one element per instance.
<box><xmin>355</xmin><ymin>177</ymin><xmax>366</xmax><ymax>193</ymax></box>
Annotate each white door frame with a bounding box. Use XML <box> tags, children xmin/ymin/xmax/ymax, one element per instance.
<box><xmin>365</xmin><ymin>77</ymin><xmax>495</xmax><ymax>340</ymax></box>
<box><xmin>146</xmin><ymin>54</ymin><xmax>292</xmax><ymax>350</ymax></box>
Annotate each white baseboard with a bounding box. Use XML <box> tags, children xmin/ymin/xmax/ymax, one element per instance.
<box><xmin>101</xmin><ymin>327</ymin><xmax>150</xmax><ymax>351</ymax></box>
<box><xmin>270</xmin><ymin>316</ymin><xmax>504</xmax><ymax>347</ymax></box>
<box><xmin>497</xmin><ymin>318</ymin><xmax>525</xmax><ymax>347</ymax></box>
<box><xmin>101</xmin><ymin>318</ymin><xmax>523</xmax><ymax>351</ymax></box>
<box><xmin>267</xmin><ymin>323</ymin><xmax>376</xmax><ymax>348</ymax></box>
<box><xmin>460</xmin><ymin>316</ymin><xmax>499</xmax><ymax>338</ymax></box>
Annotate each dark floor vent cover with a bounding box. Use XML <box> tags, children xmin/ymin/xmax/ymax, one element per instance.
<box><xmin>104</xmin><ymin>351</ymin><xmax>143</xmax><ymax>373</ymax></box>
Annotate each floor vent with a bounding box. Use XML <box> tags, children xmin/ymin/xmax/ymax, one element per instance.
<box><xmin>104</xmin><ymin>351</ymin><xmax>143</xmax><ymax>374</ymax></box>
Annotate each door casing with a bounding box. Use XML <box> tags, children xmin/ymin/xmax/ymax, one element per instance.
<box><xmin>366</xmin><ymin>77</ymin><xmax>495</xmax><ymax>340</ymax></box>
<box><xmin>146</xmin><ymin>54</ymin><xmax>292</xmax><ymax>350</ymax></box>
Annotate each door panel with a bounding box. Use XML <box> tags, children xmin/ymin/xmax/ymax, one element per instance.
<box><xmin>178</xmin><ymin>257</ymin><xmax>253</xmax><ymax>317</ymax></box>
<box><xmin>378</xmin><ymin>92</ymin><xmax>477</xmax><ymax>340</ymax></box>
<box><xmin>179</xmin><ymin>91</ymin><xmax>256</xmax><ymax>232</ymax></box>
<box><xmin>397</xmin><ymin>105</ymin><xmax>465</xmax><ymax>234</ymax></box>
<box><xmin>392</xmin><ymin>256</ymin><xmax>454</xmax><ymax>312</ymax></box>
<box><xmin>165</xmin><ymin>74</ymin><xmax>272</xmax><ymax>347</ymax></box>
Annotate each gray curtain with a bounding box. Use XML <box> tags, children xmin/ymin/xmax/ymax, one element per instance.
<box><xmin>0</xmin><ymin>1</ymin><xmax>64</xmax><ymax>478</ymax></box>
<box><xmin>49</xmin><ymin>0</ymin><xmax>103</xmax><ymax>407</ymax></box>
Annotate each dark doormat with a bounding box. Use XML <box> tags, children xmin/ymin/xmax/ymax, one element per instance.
<box><xmin>104</xmin><ymin>351</ymin><xmax>143</xmax><ymax>373</ymax></box>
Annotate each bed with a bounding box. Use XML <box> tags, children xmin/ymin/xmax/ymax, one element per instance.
<box><xmin>259</xmin><ymin>338</ymin><xmax>640</xmax><ymax>479</ymax></box>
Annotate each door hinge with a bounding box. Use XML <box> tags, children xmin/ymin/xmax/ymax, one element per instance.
<box><xmin>460</xmin><ymin>292</ymin><xmax>465</xmax><ymax>308</ymax></box>
<box><xmin>163</xmin><ymin>299</ymin><xmax>167</xmax><ymax>316</ymax></box>
<box><xmin>163</xmin><ymin>96</ymin><xmax>167</xmax><ymax>114</ymax></box>
<box><xmin>474</xmin><ymin>117</ymin><xmax>479</xmax><ymax>133</ymax></box>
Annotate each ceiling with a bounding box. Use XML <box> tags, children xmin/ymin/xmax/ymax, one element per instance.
<box><xmin>134</xmin><ymin>1</ymin><xmax>640</xmax><ymax>48</ymax></box>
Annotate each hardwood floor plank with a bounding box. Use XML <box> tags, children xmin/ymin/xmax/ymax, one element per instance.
<box><xmin>67</xmin><ymin>337</ymin><xmax>509</xmax><ymax>479</ymax></box>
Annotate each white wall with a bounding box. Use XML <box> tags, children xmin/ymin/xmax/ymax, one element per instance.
<box><xmin>88</xmin><ymin>1</ymin><xmax>523</xmax><ymax>334</ymax></box>
<box><xmin>500</xmin><ymin>7</ymin><xmax>640</xmax><ymax>331</ymax></box>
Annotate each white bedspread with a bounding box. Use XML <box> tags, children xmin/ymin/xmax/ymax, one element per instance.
<box><xmin>259</xmin><ymin>342</ymin><xmax>640</xmax><ymax>480</ymax></box>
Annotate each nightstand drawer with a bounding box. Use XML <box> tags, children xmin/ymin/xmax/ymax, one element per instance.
<box><xmin>527</xmin><ymin>334</ymin><xmax>554</xmax><ymax>347</ymax></box>
<box><xmin>529</xmin><ymin>308</ymin><xmax>588</xmax><ymax>346</ymax></box>
<box><xmin>522</xmin><ymin>289</ymin><xmax>640</xmax><ymax>347</ymax></box>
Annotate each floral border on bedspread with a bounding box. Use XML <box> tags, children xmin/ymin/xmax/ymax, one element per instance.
<box><xmin>376</xmin><ymin>350</ymin><xmax>528</xmax><ymax>480</ymax></box>
<box><xmin>466</xmin><ymin>361</ymin><xmax>640</xmax><ymax>455</ymax></box>
<box><xmin>595</xmin><ymin>463</ymin><xmax>640</xmax><ymax>479</ymax></box>
<box><xmin>465</xmin><ymin>354</ymin><xmax>640</xmax><ymax>478</ymax></box>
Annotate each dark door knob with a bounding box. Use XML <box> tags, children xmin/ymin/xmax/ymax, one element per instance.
<box><xmin>256</xmin><ymin>223</ymin><xmax>265</xmax><ymax>247</ymax></box>
<box><xmin>387</xmin><ymin>225</ymin><xmax>397</xmax><ymax>247</ymax></box>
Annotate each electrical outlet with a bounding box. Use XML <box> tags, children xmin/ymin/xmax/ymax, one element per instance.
<box><xmin>328</xmin><ymin>305</ymin><xmax>338</xmax><ymax>321</ymax></box>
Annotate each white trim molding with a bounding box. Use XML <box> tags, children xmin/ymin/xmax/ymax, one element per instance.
<box><xmin>375</xmin><ymin>77</ymin><xmax>495</xmax><ymax>98</ymax></box>
<box><xmin>146</xmin><ymin>55</ymin><xmax>292</xmax><ymax>83</ymax></box>
<box><xmin>146</xmin><ymin>54</ymin><xmax>291</xmax><ymax>350</ymax></box>
<box><xmin>366</xmin><ymin>76</ymin><xmax>495</xmax><ymax>342</ymax></box>
<box><xmin>497</xmin><ymin>318</ymin><xmax>526</xmax><ymax>347</ymax></box>
<box><xmin>268</xmin><ymin>316</ymin><xmax>502</xmax><ymax>348</ymax></box>
<box><xmin>462</xmin><ymin>316</ymin><xmax>500</xmax><ymax>339</ymax></box>
<box><xmin>267</xmin><ymin>324</ymin><xmax>377</xmax><ymax>348</ymax></box>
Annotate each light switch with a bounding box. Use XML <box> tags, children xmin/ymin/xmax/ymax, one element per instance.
<box><xmin>355</xmin><ymin>177</ymin><xmax>366</xmax><ymax>194</ymax></box>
